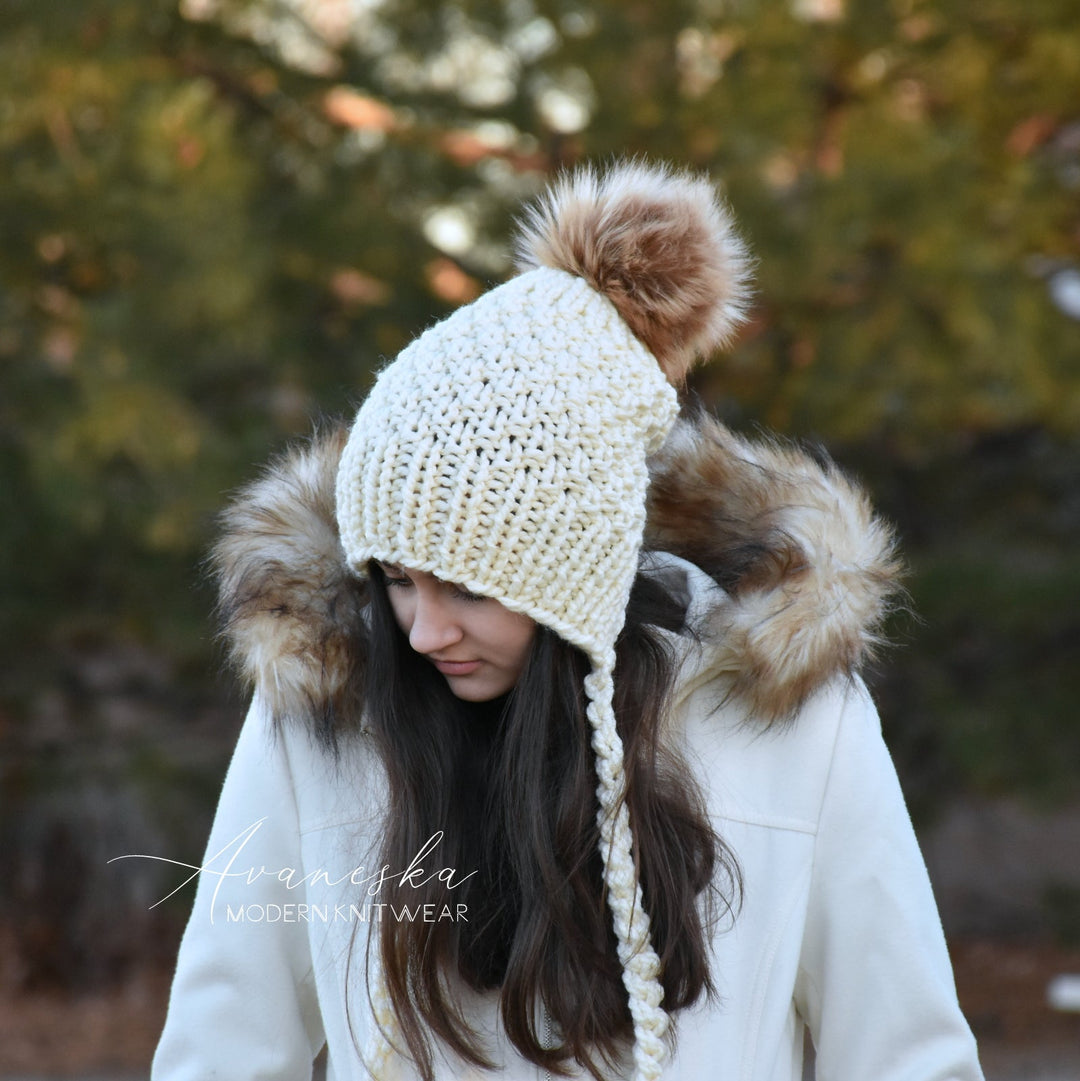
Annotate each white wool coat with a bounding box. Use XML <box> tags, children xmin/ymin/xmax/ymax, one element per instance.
<box><xmin>152</xmin><ymin>417</ymin><xmax>984</xmax><ymax>1081</ymax></box>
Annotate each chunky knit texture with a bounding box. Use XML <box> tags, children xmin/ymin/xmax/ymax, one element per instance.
<box><xmin>338</xmin><ymin>267</ymin><xmax>676</xmax><ymax>1080</ymax></box>
<box><xmin>335</xmin><ymin>161</ymin><xmax>752</xmax><ymax>1081</ymax></box>
<box><xmin>337</xmin><ymin>267</ymin><xmax>678</xmax><ymax>656</ymax></box>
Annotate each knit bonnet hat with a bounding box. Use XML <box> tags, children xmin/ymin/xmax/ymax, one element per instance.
<box><xmin>335</xmin><ymin>161</ymin><xmax>751</xmax><ymax>1080</ymax></box>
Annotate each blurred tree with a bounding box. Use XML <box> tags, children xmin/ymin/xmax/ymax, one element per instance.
<box><xmin>1</xmin><ymin>0</ymin><xmax>1078</xmax><ymax>984</ymax></box>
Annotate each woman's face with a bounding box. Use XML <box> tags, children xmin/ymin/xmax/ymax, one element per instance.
<box><xmin>376</xmin><ymin>563</ymin><xmax>537</xmax><ymax>702</ymax></box>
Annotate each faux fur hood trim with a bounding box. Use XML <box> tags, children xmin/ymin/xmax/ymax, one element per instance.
<box><xmin>646</xmin><ymin>414</ymin><xmax>902</xmax><ymax>721</ymax></box>
<box><xmin>211</xmin><ymin>425</ymin><xmax>369</xmax><ymax>748</ymax></box>
<box><xmin>212</xmin><ymin>415</ymin><xmax>901</xmax><ymax>732</ymax></box>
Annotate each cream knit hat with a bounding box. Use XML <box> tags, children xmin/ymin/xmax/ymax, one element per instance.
<box><xmin>335</xmin><ymin>161</ymin><xmax>751</xmax><ymax>1080</ymax></box>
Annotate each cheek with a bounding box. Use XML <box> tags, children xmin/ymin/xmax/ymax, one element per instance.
<box><xmin>385</xmin><ymin>589</ymin><xmax>414</xmax><ymax>636</ymax></box>
<box><xmin>500</xmin><ymin>616</ymin><xmax>537</xmax><ymax>672</ymax></box>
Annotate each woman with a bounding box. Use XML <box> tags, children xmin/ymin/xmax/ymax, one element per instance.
<box><xmin>153</xmin><ymin>162</ymin><xmax>984</xmax><ymax>1080</ymax></box>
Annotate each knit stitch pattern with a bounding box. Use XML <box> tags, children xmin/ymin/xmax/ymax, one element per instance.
<box><xmin>337</xmin><ymin>266</ymin><xmax>678</xmax><ymax>1080</ymax></box>
<box><xmin>337</xmin><ymin>266</ymin><xmax>678</xmax><ymax>663</ymax></box>
<box><xmin>335</xmin><ymin>159</ymin><xmax>751</xmax><ymax>1080</ymax></box>
<box><xmin>585</xmin><ymin>660</ymin><xmax>670</xmax><ymax>1079</ymax></box>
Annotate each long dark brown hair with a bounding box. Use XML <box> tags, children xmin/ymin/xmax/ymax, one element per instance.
<box><xmin>359</xmin><ymin>560</ymin><xmax>739</xmax><ymax>1080</ymax></box>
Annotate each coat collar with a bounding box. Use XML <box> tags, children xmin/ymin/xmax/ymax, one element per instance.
<box><xmin>211</xmin><ymin>413</ymin><xmax>901</xmax><ymax>736</ymax></box>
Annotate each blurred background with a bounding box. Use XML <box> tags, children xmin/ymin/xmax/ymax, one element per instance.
<box><xmin>1</xmin><ymin>0</ymin><xmax>1077</xmax><ymax>1076</ymax></box>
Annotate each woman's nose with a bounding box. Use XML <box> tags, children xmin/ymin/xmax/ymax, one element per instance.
<box><xmin>408</xmin><ymin>594</ymin><xmax>463</xmax><ymax>655</ymax></box>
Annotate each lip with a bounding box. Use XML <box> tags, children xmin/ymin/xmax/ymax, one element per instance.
<box><xmin>431</xmin><ymin>659</ymin><xmax>482</xmax><ymax>676</ymax></box>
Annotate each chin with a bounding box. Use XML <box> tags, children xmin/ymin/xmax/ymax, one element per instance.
<box><xmin>445</xmin><ymin>677</ymin><xmax>510</xmax><ymax>703</ymax></box>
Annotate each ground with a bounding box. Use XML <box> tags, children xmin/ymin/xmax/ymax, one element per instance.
<box><xmin>0</xmin><ymin>939</ymin><xmax>1077</xmax><ymax>1078</ymax></box>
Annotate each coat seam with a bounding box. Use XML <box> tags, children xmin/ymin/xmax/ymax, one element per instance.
<box><xmin>739</xmin><ymin>859</ymin><xmax>814</xmax><ymax>1081</ymax></box>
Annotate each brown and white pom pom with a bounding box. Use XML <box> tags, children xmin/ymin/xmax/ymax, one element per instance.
<box><xmin>513</xmin><ymin>159</ymin><xmax>753</xmax><ymax>385</ymax></box>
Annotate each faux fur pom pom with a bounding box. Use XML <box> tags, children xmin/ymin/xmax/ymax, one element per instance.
<box><xmin>513</xmin><ymin>160</ymin><xmax>753</xmax><ymax>384</ymax></box>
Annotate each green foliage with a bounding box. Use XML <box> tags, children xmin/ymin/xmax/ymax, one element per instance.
<box><xmin>1</xmin><ymin>0</ymin><xmax>1077</xmax><ymax>826</ymax></box>
<box><xmin>867</xmin><ymin>428</ymin><xmax>1080</xmax><ymax>815</ymax></box>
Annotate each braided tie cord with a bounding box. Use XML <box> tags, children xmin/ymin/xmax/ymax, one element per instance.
<box><xmin>329</xmin><ymin>160</ymin><xmax>750</xmax><ymax>1080</ymax></box>
<box><xmin>360</xmin><ymin>660</ymin><xmax>670</xmax><ymax>1081</ymax></box>
<box><xmin>584</xmin><ymin>662</ymin><xmax>670</xmax><ymax>1081</ymax></box>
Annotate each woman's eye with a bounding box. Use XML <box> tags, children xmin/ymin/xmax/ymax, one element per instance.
<box><xmin>452</xmin><ymin>587</ymin><xmax>485</xmax><ymax>603</ymax></box>
<box><xmin>384</xmin><ymin>575</ymin><xmax>411</xmax><ymax>589</ymax></box>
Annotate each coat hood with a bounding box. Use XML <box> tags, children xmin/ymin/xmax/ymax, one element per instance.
<box><xmin>211</xmin><ymin>412</ymin><xmax>901</xmax><ymax>737</ymax></box>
